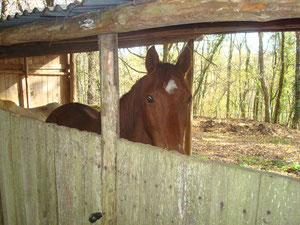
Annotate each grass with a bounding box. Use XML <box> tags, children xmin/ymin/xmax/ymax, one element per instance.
<box><xmin>266</xmin><ymin>137</ymin><xmax>292</xmax><ymax>145</ymax></box>
<box><xmin>193</xmin><ymin>154</ymin><xmax>209</xmax><ymax>161</ymax></box>
<box><xmin>239</xmin><ymin>156</ymin><xmax>300</xmax><ymax>175</ymax></box>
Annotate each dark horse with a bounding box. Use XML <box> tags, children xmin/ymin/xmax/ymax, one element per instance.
<box><xmin>46</xmin><ymin>45</ymin><xmax>192</xmax><ymax>154</ymax></box>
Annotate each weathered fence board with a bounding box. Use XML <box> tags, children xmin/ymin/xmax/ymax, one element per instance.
<box><xmin>1</xmin><ymin>109</ymin><xmax>300</xmax><ymax>225</ymax></box>
<box><xmin>117</xmin><ymin>139</ymin><xmax>300</xmax><ymax>225</ymax></box>
<box><xmin>0</xmin><ymin>110</ymin><xmax>17</xmax><ymax>225</ymax></box>
<box><xmin>0</xmin><ymin>109</ymin><xmax>102</xmax><ymax>225</ymax></box>
<box><xmin>256</xmin><ymin>174</ymin><xmax>300</xmax><ymax>225</ymax></box>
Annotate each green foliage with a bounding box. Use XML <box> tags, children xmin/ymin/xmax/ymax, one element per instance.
<box><xmin>239</xmin><ymin>156</ymin><xmax>299</xmax><ymax>175</ymax></box>
<box><xmin>194</xmin><ymin>154</ymin><xmax>209</xmax><ymax>161</ymax></box>
<box><xmin>281</xmin><ymin>162</ymin><xmax>300</xmax><ymax>172</ymax></box>
<box><xmin>266</xmin><ymin>137</ymin><xmax>292</xmax><ymax>145</ymax></box>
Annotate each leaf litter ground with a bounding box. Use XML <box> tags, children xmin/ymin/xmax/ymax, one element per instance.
<box><xmin>192</xmin><ymin>117</ymin><xmax>300</xmax><ymax>179</ymax></box>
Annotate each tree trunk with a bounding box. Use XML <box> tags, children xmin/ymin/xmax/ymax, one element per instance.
<box><xmin>240</xmin><ymin>35</ymin><xmax>251</xmax><ymax>118</ymax></box>
<box><xmin>193</xmin><ymin>35</ymin><xmax>225</xmax><ymax>99</ymax></box>
<box><xmin>270</xmin><ymin>33</ymin><xmax>279</xmax><ymax>116</ymax></box>
<box><xmin>87</xmin><ymin>52</ymin><xmax>97</xmax><ymax>104</ymax></box>
<box><xmin>273</xmin><ymin>32</ymin><xmax>285</xmax><ymax>123</ymax></box>
<box><xmin>1</xmin><ymin>0</ymin><xmax>8</xmax><ymax>19</ymax></box>
<box><xmin>226</xmin><ymin>34</ymin><xmax>233</xmax><ymax>118</ymax></box>
<box><xmin>163</xmin><ymin>43</ymin><xmax>168</xmax><ymax>62</ymax></box>
<box><xmin>253</xmin><ymin>88</ymin><xmax>260</xmax><ymax>121</ymax></box>
<box><xmin>292</xmin><ymin>31</ymin><xmax>300</xmax><ymax>129</ymax></box>
<box><xmin>184</xmin><ymin>40</ymin><xmax>194</xmax><ymax>156</ymax></box>
<box><xmin>258</xmin><ymin>32</ymin><xmax>271</xmax><ymax>122</ymax></box>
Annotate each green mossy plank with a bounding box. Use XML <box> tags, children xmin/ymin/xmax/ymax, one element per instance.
<box><xmin>117</xmin><ymin>140</ymin><xmax>213</xmax><ymax>225</ymax></box>
<box><xmin>36</xmin><ymin>122</ymin><xmax>58</xmax><ymax>225</ymax></box>
<box><xmin>0</xmin><ymin>110</ymin><xmax>17</xmax><ymax>225</ymax></box>
<box><xmin>19</xmin><ymin>117</ymin><xmax>40</xmax><ymax>225</ymax></box>
<box><xmin>223</xmin><ymin>166</ymin><xmax>261</xmax><ymax>225</ymax></box>
<box><xmin>55</xmin><ymin>126</ymin><xmax>84</xmax><ymax>225</ymax></box>
<box><xmin>82</xmin><ymin>132</ymin><xmax>102</xmax><ymax>225</ymax></box>
<box><xmin>10</xmin><ymin>115</ymin><xmax>27</xmax><ymax>225</ymax></box>
<box><xmin>256</xmin><ymin>173</ymin><xmax>300</xmax><ymax>225</ymax></box>
<box><xmin>183</xmin><ymin>157</ymin><xmax>212</xmax><ymax>225</ymax></box>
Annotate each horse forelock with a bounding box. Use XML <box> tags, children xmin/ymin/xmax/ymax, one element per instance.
<box><xmin>152</xmin><ymin>63</ymin><xmax>187</xmax><ymax>91</ymax></box>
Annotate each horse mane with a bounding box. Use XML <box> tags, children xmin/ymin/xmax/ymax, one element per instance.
<box><xmin>120</xmin><ymin>75</ymin><xmax>146</xmax><ymax>139</ymax></box>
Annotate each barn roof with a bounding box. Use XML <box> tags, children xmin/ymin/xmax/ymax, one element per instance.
<box><xmin>0</xmin><ymin>0</ymin><xmax>299</xmax><ymax>59</ymax></box>
<box><xmin>0</xmin><ymin>0</ymin><xmax>136</xmax><ymax>31</ymax></box>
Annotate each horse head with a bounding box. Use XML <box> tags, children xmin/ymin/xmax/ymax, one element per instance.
<box><xmin>142</xmin><ymin>45</ymin><xmax>192</xmax><ymax>154</ymax></box>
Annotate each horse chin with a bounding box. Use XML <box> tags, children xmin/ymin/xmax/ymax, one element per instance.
<box><xmin>153</xmin><ymin>139</ymin><xmax>185</xmax><ymax>155</ymax></box>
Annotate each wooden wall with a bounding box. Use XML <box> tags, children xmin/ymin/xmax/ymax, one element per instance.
<box><xmin>0</xmin><ymin>109</ymin><xmax>300</xmax><ymax>225</ymax></box>
<box><xmin>0</xmin><ymin>55</ymin><xmax>71</xmax><ymax>107</ymax></box>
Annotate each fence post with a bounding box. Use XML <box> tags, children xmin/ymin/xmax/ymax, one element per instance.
<box><xmin>184</xmin><ymin>40</ymin><xmax>194</xmax><ymax>156</ymax></box>
<box><xmin>98</xmin><ymin>34</ymin><xmax>119</xmax><ymax>225</ymax></box>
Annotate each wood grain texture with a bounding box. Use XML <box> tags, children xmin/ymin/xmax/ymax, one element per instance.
<box><xmin>0</xmin><ymin>0</ymin><xmax>299</xmax><ymax>46</ymax></box>
<box><xmin>0</xmin><ymin>55</ymin><xmax>70</xmax><ymax>107</ymax></box>
<box><xmin>116</xmin><ymin>138</ymin><xmax>300</xmax><ymax>225</ymax></box>
<box><xmin>0</xmin><ymin>109</ymin><xmax>300</xmax><ymax>225</ymax></box>
<box><xmin>99</xmin><ymin>34</ymin><xmax>119</xmax><ymax>225</ymax></box>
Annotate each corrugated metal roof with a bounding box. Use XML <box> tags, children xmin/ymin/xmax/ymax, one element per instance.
<box><xmin>0</xmin><ymin>0</ymin><xmax>135</xmax><ymax>30</ymax></box>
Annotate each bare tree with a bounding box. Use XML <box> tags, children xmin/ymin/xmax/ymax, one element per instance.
<box><xmin>292</xmin><ymin>32</ymin><xmax>300</xmax><ymax>128</ymax></box>
<box><xmin>87</xmin><ymin>51</ymin><xmax>97</xmax><ymax>104</ymax></box>
<box><xmin>258</xmin><ymin>32</ymin><xmax>271</xmax><ymax>122</ymax></box>
<box><xmin>226</xmin><ymin>34</ymin><xmax>234</xmax><ymax>118</ymax></box>
<box><xmin>193</xmin><ymin>35</ymin><xmax>225</xmax><ymax>99</ymax></box>
<box><xmin>273</xmin><ymin>32</ymin><xmax>285</xmax><ymax>123</ymax></box>
<box><xmin>239</xmin><ymin>34</ymin><xmax>251</xmax><ymax>118</ymax></box>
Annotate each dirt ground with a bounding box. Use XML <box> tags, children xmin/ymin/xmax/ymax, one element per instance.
<box><xmin>191</xmin><ymin>117</ymin><xmax>300</xmax><ymax>179</ymax></box>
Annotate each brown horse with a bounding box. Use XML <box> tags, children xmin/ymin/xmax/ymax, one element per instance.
<box><xmin>46</xmin><ymin>45</ymin><xmax>192</xmax><ymax>154</ymax></box>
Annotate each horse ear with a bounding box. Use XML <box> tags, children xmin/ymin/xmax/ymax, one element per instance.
<box><xmin>176</xmin><ymin>45</ymin><xmax>192</xmax><ymax>76</ymax></box>
<box><xmin>146</xmin><ymin>46</ymin><xmax>159</xmax><ymax>74</ymax></box>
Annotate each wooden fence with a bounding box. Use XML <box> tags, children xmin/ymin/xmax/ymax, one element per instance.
<box><xmin>0</xmin><ymin>108</ymin><xmax>300</xmax><ymax>225</ymax></box>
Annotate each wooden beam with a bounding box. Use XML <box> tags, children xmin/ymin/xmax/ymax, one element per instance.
<box><xmin>184</xmin><ymin>40</ymin><xmax>194</xmax><ymax>156</ymax></box>
<box><xmin>17</xmin><ymin>74</ymin><xmax>25</xmax><ymax>107</ymax></box>
<box><xmin>23</xmin><ymin>57</ymin><xmax>30</xmax><ymax>108</ymax></box>
<box><xmin>0</xmin><ymin>0</ymin><xmax>299</xmax><ymax>46</ymax></box>
<box><xmin>99</xmin><ymin>34</ymin><xmax>119</xmax><ymax>225</ymax></box>
<box><xmin>0</xmin><ymin>19</ymin><xmax>300</xmax><ymax>59</ymax></box>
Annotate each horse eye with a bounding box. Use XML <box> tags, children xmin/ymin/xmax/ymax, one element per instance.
<box><xmin>146</xmin><ymin>95</ymin><xmax>155</xmax><ymax>103</ymax></box>
<box><xmin>187</xmin><ymin>96</ymin><xmax>192</xmax><ymax>104</ymax></box>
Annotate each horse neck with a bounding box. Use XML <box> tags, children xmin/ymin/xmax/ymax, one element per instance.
<box><xmin>119</xmin><ymin>77</ymin><xmax>147</xmax><ymax>140</ymax></box>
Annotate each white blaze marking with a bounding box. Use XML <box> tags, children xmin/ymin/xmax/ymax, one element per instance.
<box><xmin>165</xmin><ymin>80</ymin><xmax>177</xmax><ymax>94</ymax></box>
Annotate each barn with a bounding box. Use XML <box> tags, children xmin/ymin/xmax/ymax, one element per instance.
<box><xmin>0</xmin><ymin>0</ymin><xmax>300</xmax><ymax>225</ymax></box>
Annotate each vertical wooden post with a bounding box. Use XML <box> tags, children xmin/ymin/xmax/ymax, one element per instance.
<box><xmin>184</xmin><ymin>40</ymin><xmax>194</xmax><ymax>156</ymax></box>
<box><xmin>69</xmin><ymin>53</ymin><xmax>76</xmax><ymax>102</ymax></box>
<box><xmin>24</xmin><ymin>57</ymin><xmax>30</xmax><ymax>108</ymax></box>
<box><xmin>17</xmin><ymin>75</ymin><xmax>25</xmax><ymax>107</ymax></box>
<box><xmin>98</xmin><ymin>34</ymin><xmax>119</xmax><ymax>225</ymax></box>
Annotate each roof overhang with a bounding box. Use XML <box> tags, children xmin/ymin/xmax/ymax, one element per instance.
<box><xmin>0</xmin><ymin>0</ymin><xmax>299</xmax><ymax>58</ymax></box>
